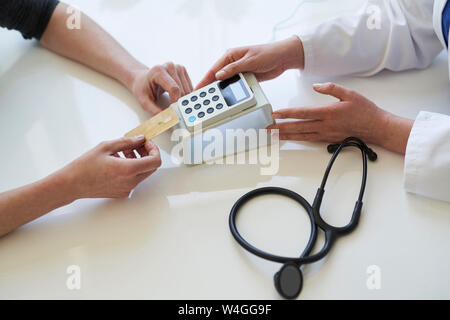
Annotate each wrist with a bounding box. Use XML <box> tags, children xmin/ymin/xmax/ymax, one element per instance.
<box><xmin>375</xmin><ymin>111</ymin><xmax>414</xmax><ymax>154</ymax></box>
<box><xmin>121</xmin><ymin>64</ymin><xmax>149</xmax><ymax>93</ymax></box>
<box><xmin>44</xmin><ymin>167</ymin><xmax>81</xmax><ymax>206</ymax></box>
<box><xmin>280</xmin><ymin>36</ymin><xmax>305</xmax><ymax>71</ymax></box>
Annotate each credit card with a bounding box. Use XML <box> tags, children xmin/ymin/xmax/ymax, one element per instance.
<box><xmin>125</xmin><ymin>105</ymin><xmax>180</xmax><ymax>140</ymax></box>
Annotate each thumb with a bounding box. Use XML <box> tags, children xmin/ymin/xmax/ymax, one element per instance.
<box><xmin>144</xmin><ymin>140</ymin><xmax>161</xmax><ymax>158</ymax></box>
<box><xmin>101</xmin><ymin>135</ymin><xmax>146</xmax><ymax>154</ymax></box>
<box><xmin>152</xmin><ymin>68</ymin><xmax>182</xmax><ymax>103</ymax></box>
<box><xmin>215</xmin><ymin>60</ymin><xmax>247</xmax><ymax>80</ymax></box>
<box><xmin>313</xmin><ymin>82</ymin><xmax>351</xmax><ymax>101</ymax></box>
<box><xmin>195</xmin><ymin>70</ymin><xmax>216</xmax><ymax>90</ymax></box>
<box><xmin>141</xmin><ymin>96</ymin><xmax>163</xmax><ymax>115</ymax></box>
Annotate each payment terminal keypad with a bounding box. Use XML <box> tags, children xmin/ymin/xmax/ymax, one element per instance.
<box><xmin>177</xmin><ymin>74</ymin><xmax>255</xmax><ymax>130</ymax></box>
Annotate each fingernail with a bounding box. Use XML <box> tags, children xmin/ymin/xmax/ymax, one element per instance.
<box><xmin>135</xmin><ymin>134</ymin><xmax>145</xmax><ymax>140</ymax></box>
<box><xmin>170</xmin><ymin>87</ymin><xmax>181</xmax><ymax>99</ymax></box>
<box><xmin>313</xmin><ymin>83</ymin><xmax>325</xmax><ymax>89</ymax></box>
<box><xmin>216</xmin><ymin>70</ymin><xmax>225</xmax><ymax>78</ymax></box>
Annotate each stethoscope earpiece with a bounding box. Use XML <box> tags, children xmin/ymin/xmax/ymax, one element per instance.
<box><xmin>274</xmin><ymin>262</ymin><xmax>303</xmax><ymax>300</ymax></box>
<box><xmin>327</xmin><ymin>141</ymin><xmax>378</xmax><ymax>162</ymax></box>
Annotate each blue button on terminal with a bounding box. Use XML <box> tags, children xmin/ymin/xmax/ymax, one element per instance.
<box><xmin>188</xmin><ymin>116</ymin><xmax>196</xmax><ymax>123</ymax></box>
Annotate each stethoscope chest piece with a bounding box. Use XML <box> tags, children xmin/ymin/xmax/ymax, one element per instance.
<box><xmin>274</xmin><ymin>262</ymin><xmax>303</xmax><ymax>299</ymax></box>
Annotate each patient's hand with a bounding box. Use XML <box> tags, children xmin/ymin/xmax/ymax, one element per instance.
<box><xmin>64</xmin><ymin>135</ymin><xmax>162</xmax><ymax>199</ymax></box>
<box><xmin>131</xmin><ymin>63</ymin><xmax>193</xmax><ymax>114</ymax></box>
<box><xmin>267</xmin><ymin>83</ymin><xmax>414</xmax><ymax>154</ymax></box>
<box><xmin>196</xmin><ymin>36</ymin><xmax>304</xmax><ymax>89</ymax></box>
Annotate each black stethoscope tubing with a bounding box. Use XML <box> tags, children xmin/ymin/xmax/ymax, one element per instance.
<box><xmin>229</xmin><ymin>137</ymin><xmax>377</xmax><ymax>298</ymax></box>
<box><xmin>229</xmin><ymin>186</ymin><xmax>317</xmax><ymax>264</ymax></box>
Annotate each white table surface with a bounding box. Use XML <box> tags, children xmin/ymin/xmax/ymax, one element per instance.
<box><xmin>0</xmin><ymin>0</ymin><xmax>449</xmax><ymax>299</ymax></box>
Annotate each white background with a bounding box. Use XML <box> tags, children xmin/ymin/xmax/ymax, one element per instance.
<box><xmin>0</xmin><ymin>0</ymin><xmax>449</xmax><ymax>299</ymax></box>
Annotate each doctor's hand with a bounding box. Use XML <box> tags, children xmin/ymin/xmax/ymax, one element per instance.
<box><xmin>62</xmin><ymin>135</ymin><xmax>162</xmax><ymax>199</ymax></box>
<box><xmin>130</xmin><ymin>63</ymin><xmax>193</xmax><ymax>115</ymax></box>
<box><xmin>196</xmin><ymin>36</ymin><xmax>304</xmax><ymax>89</ymax></box>
<box><xmin>267</xmin><ymin>83</ymin><xmax>414</xmax><ymax>154</ymax></box>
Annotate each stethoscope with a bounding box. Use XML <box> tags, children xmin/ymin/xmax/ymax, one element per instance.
<box><xmin>229</xmin><ymin>137</ymin><xmax>377</xmax><ymax>299</ymax></box>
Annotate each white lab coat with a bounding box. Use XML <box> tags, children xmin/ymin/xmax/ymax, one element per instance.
<box><xmin>299</xmin><ymin>0</ymin><xmax>450</xmax><ymax>202</ymax></box>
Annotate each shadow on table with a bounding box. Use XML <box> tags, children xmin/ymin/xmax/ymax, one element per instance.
<box><xmin>0</xmin><ymin>145</ymin><xmax>331</xmax><ymax>276</ymax></box>
<box><xmin>0</xmin><ymin>45</ymin><xmax>93</xmax><ymax>187</ymax></box>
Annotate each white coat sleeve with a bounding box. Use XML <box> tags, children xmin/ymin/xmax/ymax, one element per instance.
<box><xmin>404</xmin><ymin>112</ymin><xmax>450</xmax><ymax>203</ymax></box>
<box><xmin>299</xmin><ymin>0</ymin><xmax>443</xmax><ymax>77</ymax></box>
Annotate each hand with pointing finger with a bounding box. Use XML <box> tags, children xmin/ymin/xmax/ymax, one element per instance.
<box><xmin>198</xmin><ymin>37</ymin><xmax>414</xmax><ymax>155</ymax></box>
<box><xmin>268</xmin><ymin>83</ymin><xmax>414</xmax><ymax>154</ymax></box>
<box><xmin>196</xmin><ymin>36</ymin><xmax>304</xmax><ymax>89</ymax></box>
<box><xmin>131</xmin><ymin>62</ymin><xmax>193</xmax><ymax>115</ymax></box>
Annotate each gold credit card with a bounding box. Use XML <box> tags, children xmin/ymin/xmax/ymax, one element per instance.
<box><xmin>125</xmin><ymin>105</ymin><xmax>180</xmax><ymax>140</ymax></box>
